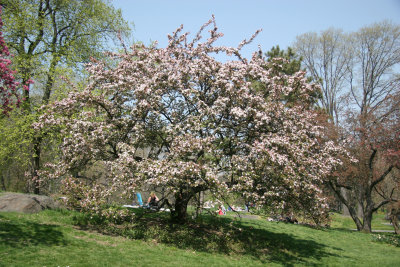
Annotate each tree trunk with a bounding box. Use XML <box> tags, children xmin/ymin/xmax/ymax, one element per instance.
<box><xmin>172</xmin><ymin>191</ymin><xmax>194</xmax><ymax>223</ymax></box>
<box><xmin>30</xmin><ymin>56</ymin><xmax>59</xmax><ymax>194</ymax></box>
<box><xmin>341</xmin><ymin>187</ymin><xmax>350</xmax><ymax>216</ymax></box>
<box><xmin>32</xmin><ymin>136</ymin><xmax>42</xmax><ymax>194</ymax></box>
<box><xmin>22</xmin><ymin>76</ymin><xmax>31</xmax><ymax>112</ymax></box>
<box><xmin>329</xmin><ymin>181</ymin><xmax>364</xmax><ymax>230</ymax></box>
<box><xmin>42</xmin><ymin>55</ymin><xmax>58</xmax><ymax>105</ymax></box>
<box><xmin>361</xmin><ymin>188</ymin><xmax>375</xmax><ymax>233</ymax></box>
<box><xmin>0</xmin><ymin>174</ymin><xmax>6</xmax><ymax>191</ymax></box>
<box><xmin>349</xmin><ymin>208</ymin><xmax>364</xmax><ymax>231</ymax></box>
<box><xmin>361</xmin><ymin>211</ymin><xmax>373</xmax><ymax>232</ymax></box>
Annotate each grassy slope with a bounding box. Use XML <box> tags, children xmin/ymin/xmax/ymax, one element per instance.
<box><xmin>0</xmin><ymin>210</ymin><xmax>399</xmax><ymax>267</ymax></box>
<box><xmin>330</xmin><ymin>212</ymin><xmax>394</xmax><ymax>231</ymax></box>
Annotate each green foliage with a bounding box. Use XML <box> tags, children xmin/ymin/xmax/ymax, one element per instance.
<box><xmin>0</xmin><ymin>0</ymin><xmax>131</xmax><ymax>193</ymax></box>
<box><xmin>0</xmin><ymin>109</ymin><xmax>36</xmax><ymax>191</ymax></box>
<box><xmin>73</xmin><ymin>205</ymin><xmax>136</xmax><ymax>226</ymax></box>
<box><xmin>372</xmin><ymin>234</ymin><xmax>400</xmax><ymax>247</ymax></box>
<box><xmin>257</xmin><ymin>45</ymin><xmax>321</xmax><ymax>109</ymax></box>
<box><xmin>265</xmin><ymin>45</ymin><xmax>302</xmax><ymax>75</ymax></box>
<box><xmin>0</xmin><ymin>103</ymin><xmax>65</xmax><ymax>192</ymax></box>
<box><xmin>0</xmin><ymin>109</ymin><xmax>35</xmax><ymax>163</ymax></box>
<box><xmin>2</xmin><ymin>0</ymin><xmax>131</xmax><ymax>87</ymax></box>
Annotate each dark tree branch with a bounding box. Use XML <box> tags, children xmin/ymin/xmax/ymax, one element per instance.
<box><xmin>371</xmin><ymin>165</ymin><xmax>393</xmax><ymax>190</ymax></box>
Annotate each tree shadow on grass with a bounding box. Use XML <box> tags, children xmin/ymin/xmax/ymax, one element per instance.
<box><xmin>0</xmin><ymin>214</ymin><xmax>66</xmax><ymax>248</ymax></box>
<box><xmin>97</xmin><ymin>214</ymin><xmax>346</xmax><ymax>266</ymax></box>
<box><xmin>244</xmin><ymin>226</ymin><xmax>337</xmax><ymax>266</ymax></box>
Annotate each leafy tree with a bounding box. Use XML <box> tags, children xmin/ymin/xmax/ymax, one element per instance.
<box><xmin>0</xmin><ymin>109</ymin><xmax>36</xmax><ymax>191</ymax></box>
<box><xmin>0</xmin><ymin>5</ymin><xmax>34</xmax><ymax>190</ymax></box>
<box><xmin>1</xmin><ymin>0</ymin><xmax>130</xmax><ymax>105</ymax></box>
<box><xmin>265</xmin><ymin>45</ymin><xmax>302</xmax><ymax>75</ymax></box>
<box><xmin>0</xmin><ymin>0</ymin><xmax>130</xmax><ymax>193</ymax></box>
<box><xmin>262</xmin><ymin>45</ymin><xmax>320</xmax><ymax>109</ymax></box>
<box><xmin>37</xmin><ymin>17</ymin><xmax>348</xmax><ymax>223</ymax></box>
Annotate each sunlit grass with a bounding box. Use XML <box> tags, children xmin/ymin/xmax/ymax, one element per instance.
<box><xmin>330</xmin><ymin>211</ymin><xmax>394</xmax><ymax>231</ymax></box>
<box><xmin>1</xmin><ymin>209</ymin><xmax>399</xmax><ymax>266</ymax></box>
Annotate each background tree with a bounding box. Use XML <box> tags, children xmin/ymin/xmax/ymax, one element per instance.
<box><xmin>38</xmin><ymin>18</ymin><xmax>348</xmax><ymax>223</ymax></box>
<box><xmin>0</xmin><ymin>110</ymin><xmax>36</xmax><ymax>191</ymax></box>
<box><xmin>258</xmin><ymin>45</ymin><xmax>320</xmax><ymax>109</ymax></box>
<box><xmin>0</xmin><ymin>6</ymin><xmax>22</xmax><ymax>115</ymax></box>
<box><xmin>265</xmin><ymin>45</ymin><xmax>302</xmax><ymax>75</ymax></box>
<box><xmin>295</xmin><ymin>21</ymin><xmax>400</xmax><ymax>232</ymax></box>
<box><xmin>334</xmin><ymin>21</ymin><xmax>400</xmax><ymax>232</ymax></box>
<box><xmin>294</xmin><ymin>28</ymin><xmax>351</xmax><ymax>124</ymax></box>
<box><xmin>0</xmin><ymin>0</ymin><xmax>130</xmax><ymax>193</ymax></box>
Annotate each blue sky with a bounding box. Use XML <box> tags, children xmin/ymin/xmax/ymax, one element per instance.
<box><xmin>113</xmin><ymin>0</ymin><xmax>400</xmax><ymax>59</ymax></box>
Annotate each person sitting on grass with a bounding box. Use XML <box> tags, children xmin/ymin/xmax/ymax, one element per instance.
<box><xmin>221</xmin><ymin>204</ymin><xmax>226</xmax><ymax>214</ymax></box>
<box><xmin>217</xmin><ymin>205</ymin><xmax>225</xmax><ymax>215</ymax></box>
<box><xmin>147</xmin><ymin>192</ymin><xmax>159</xmax><ymax>208</ymax></box>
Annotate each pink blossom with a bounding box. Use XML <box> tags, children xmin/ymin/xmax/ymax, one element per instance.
<box><xmin>37</xmin><ymin>16</ymin><xmax>350</xmax><ymax>222</ymax></box>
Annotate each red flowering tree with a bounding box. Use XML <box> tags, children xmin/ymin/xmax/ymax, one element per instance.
<box><xmin>0</xmin><ymin>6</ymin><xmax>21</xmax><ymax>115</ymax></box>
<box><xmin>328</xmin><ymin>103</ymin><xmax>400</xmax><ymax>232</ymax></box>
<box><xmin>38</xmin><ymin>17</ymin><xmax>348</xmax><ymax>223</ymax></box>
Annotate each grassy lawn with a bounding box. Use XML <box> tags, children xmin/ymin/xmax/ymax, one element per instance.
<box><xmin>1</xmin><ymin>209</ymin><xmax>399</xmax><ymax>266</ymax></box>
<box><xmin>330</xmin><ymin>211</ymin><xmax>394</xmax><ymax>231</ymax></box>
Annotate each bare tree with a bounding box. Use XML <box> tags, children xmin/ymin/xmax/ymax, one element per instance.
<box><xmin>294</xmin><ymin>28</ymin><xmax>352</xmax><ymax>124</ymax></box>
<box><xmin>295</xmin><ymin>21</ymin><xmax>400</xmax><ymax>232</ymax></box>
<box><xmin>331</xmin><ymin>21</ymin><xmax>400</xmax><ymax>232</ymax></box>
<box><xmin>349</xmin><ymin>21</ymin><xmax>400</xmax><ymax>118</ymax></box>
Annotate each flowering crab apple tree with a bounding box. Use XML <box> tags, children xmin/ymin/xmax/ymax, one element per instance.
<box><xmin>38</xmin><ymin>17</ymin><xmax>347</xmax><ymax>223</ymax></box>
<box><xmin>0</xmin><ymin>6</ymin><xmax>33</xmax><ymax>115</ymax></box>
<box><xmin>0</xmin><ymin>6</ymin><xmax>25</xmax><ymax>115</ymax></box>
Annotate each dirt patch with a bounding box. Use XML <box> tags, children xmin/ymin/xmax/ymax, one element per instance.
<box><xmin>233</xmin><ymin>214</ymin><xmax>260</xmax><ymax>220</ymax></box>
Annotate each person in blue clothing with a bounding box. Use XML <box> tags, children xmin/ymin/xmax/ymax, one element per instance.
<box><xmin>134</xmin><ymin>192</ymin><xmax>143</xmax><ymax>206</ymax></box>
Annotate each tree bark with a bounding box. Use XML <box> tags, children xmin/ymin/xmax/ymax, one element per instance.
<box><xmin>341</xmin><ymin>187</ymin><xmax>350</xmax><ymax>216</ymax></box>
<box><xmin>361</xmin><ymin>211</ymin><xmax>372</xmax><ymax>232</ymax></box>
<box><xmin>196</xmin><ymin>191</ymin><xmax>204</xmax><ymax>218</ymax></box>
<box><xmin>361</xmin><ymin>185</ymin><xmax>374</xmax><ymax>233</ymax></box>
<box><xmin>172</xmin><ymin>190</ymin><xmax>194</xmax><ymax>223</ymax></box>
<box><xmin>0</xmin><ymin>174</ymin><xmax>6</xmax><ymax>191</ymax></box>
<box><xmin>32</xmin><ymin>136</ymin><xmax>42</xmax><ymax>194</ymax></box>
<box><xmin>328</xmin><ymin>180</ymin><xmax>364</xmax><ymax>230</ymax></box>
<box><xmin>42</xmin><ymin>56</ymin><xmax>58</xmax><ymax>104</ymax></box>
<box><xmin>31</xmin><ymin>54</ymin><xmax>59</xmax><ymax>194</ymax></box>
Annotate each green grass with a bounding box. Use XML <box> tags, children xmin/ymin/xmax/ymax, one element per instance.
<box><xmin>1</xmin><ymin>209</ymin><xmax>399</xmax><ymax>267</ymax></box>
<box><xmin>330</xmin><ymin>212</ymin><xmax>394</xmax><ymax>231</ymax></box>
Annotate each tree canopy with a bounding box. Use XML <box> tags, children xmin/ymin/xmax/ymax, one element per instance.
<box><xmin>1</xmin><ymin>0</ymin><xmax>130</xmax><ymax>106</ymax></box>
<box><xmin>0</xmin><ymin>6</ymin><xmax>23</xmax><ymax>115</ymax></box>
<box><xmin>295</xmin><ymin>21</ymin><xmax>400</xmax><ymax>232</ymax></box>
<box><xmin>0</xmin><ymin>0</ymin><xmax>130</xmax><ymax>193</ymax></box>
<box><xmin>38</xmin><ymin>17</ymin><xmax>348</xmax><ymax>223</ymax></box>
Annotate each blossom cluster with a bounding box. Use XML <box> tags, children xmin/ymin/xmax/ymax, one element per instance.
<box><xmin>0</xmin><ymin>6</ymin><xmax>19</xmax><ymax>114</ymax></box>
<box><xmin>0</xmin><ymin>7</ymin><xmax>33</xmax><ymax>115</ymax></box>
<box><xmin>37</xmin><ymin>17</ymin><xmax>348</xmax><ymax>221</ymax></box>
